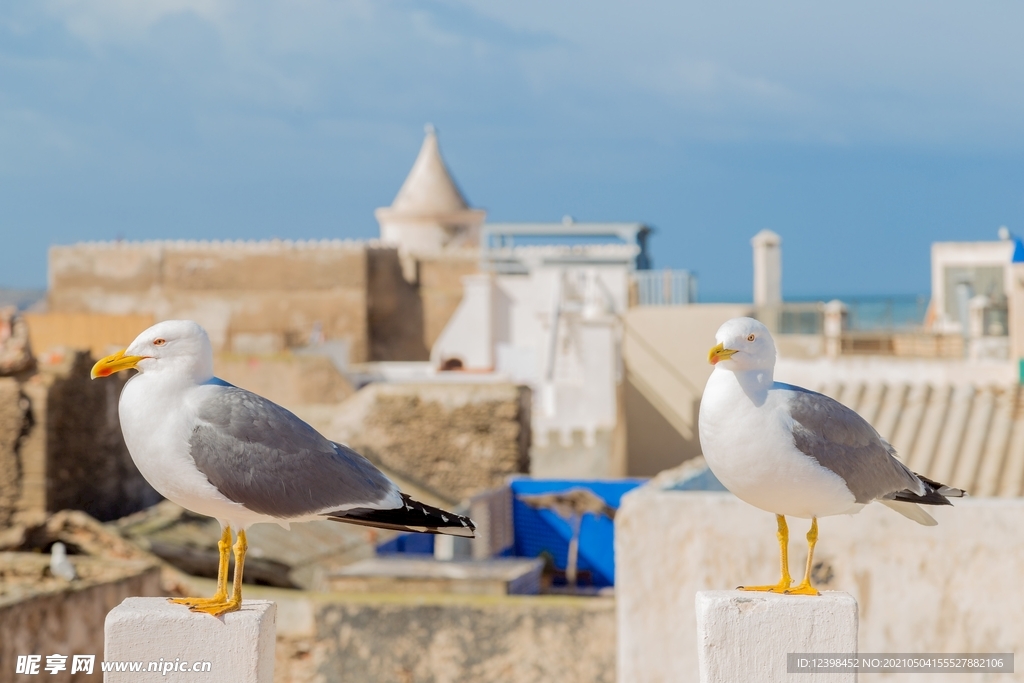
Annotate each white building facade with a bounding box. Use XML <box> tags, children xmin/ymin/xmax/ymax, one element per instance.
<box><xmin>432</xmin><ymin>223</ymin><xmax>651</xmax><ymax>478</ymax></box>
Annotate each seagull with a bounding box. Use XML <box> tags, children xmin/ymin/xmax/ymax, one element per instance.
<box><xmin>49</xmin><ymin>542</ymin><xmax>77</xmax><ymax>581</ymax></box>
<box><xmin>698</xmin><ymin>317</ymin><xmax>963</xmax><ymax>596</ymax></box>
<box><xmin>92</xmin><ymin>320</ymin><xmax>475</xmax><ymax>616</ymax></box>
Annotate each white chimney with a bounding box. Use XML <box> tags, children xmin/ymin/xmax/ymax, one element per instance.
<box><xmin>751</xmin><ymin>229</ymin><xmax>782</xmax><ymax>307</ymax></box>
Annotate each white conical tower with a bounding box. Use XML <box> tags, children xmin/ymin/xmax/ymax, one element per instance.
<box><xmin>375</xmin><ymin>125</ymin><xmax>486</xmax><ymax>251</ymax></box>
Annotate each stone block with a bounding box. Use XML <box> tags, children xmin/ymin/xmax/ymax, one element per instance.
<box><xmin>104</xmin><ymin>598</ymin><xmax>276</xmax><ymax>682</ymax></box>
<box><xmin>696</xmin><ymin>590</ymin><xmax>857</xmax><ymax>683</ymax></box>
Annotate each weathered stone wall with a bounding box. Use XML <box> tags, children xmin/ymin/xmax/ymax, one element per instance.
<box><xmin>310</xmin><ymin>595</ymin><xmax>615</xmax><ymax>683</ymax></box>
<box><xmin>41</xmin><ymin>353</ymin><xmax>161</xmax><ymax>520</ymax></box>
<box><xmin>0</xmin><ymin>554</ymin><xmax>161</xmax><ymax>683</ymax></box>
<box><xmin>48</xmin><ymin>240</ymin><xmax>476</xmax><ymax>364</ymax></box>
<box><xmin>0</xmin><ymin>352</ymin><xmax>160</xmax><ymax>525</ymax></box>
<box><xmin>183</xmin><ymin>582</ymin><xmax>615</xmax><ymax>683</ymax></box>
<box><xmin>307</xmin><ymin>383</ymin><xmax>531</xmax><ymax>504</ymax></box>
<box><xmin>0</xmin><ymin>379</ymin><xmax>30</xmax><ymax>528</ymax></box>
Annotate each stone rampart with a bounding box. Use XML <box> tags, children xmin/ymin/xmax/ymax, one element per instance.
<box><xmin>48</xmin><ymin>240</ymin><xmax>477</xmax><ymax>363</ymax></box>
<box><xmin>50</xmin><ymin>240</ymin><xmax>376</xmax><ymax>361</ymax></box>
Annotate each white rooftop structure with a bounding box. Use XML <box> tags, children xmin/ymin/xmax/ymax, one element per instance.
<box><xmin>431</xmin><ymin>221</ymin><xmax>658</xmax><ymax>478</ymax></box>
<box><xmin>375</xmin><ymin>125</ymin><xmax>486</xmax><ymax>251</ymax></box>
<box><xmin>930</xmin><ymin>239</ymin><xmax>1014</xmax><ymax>335</ymax></box>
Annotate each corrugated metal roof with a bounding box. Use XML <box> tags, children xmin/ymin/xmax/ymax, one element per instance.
<box><xmin>803</xmin><ymin>380</ymin><xmax>1024</xmax><ymax>497</ymax></box>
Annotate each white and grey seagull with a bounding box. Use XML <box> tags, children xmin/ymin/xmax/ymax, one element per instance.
<box><xmin>699</xmin><ymin>317</ymin><xmax>963</xmax><ymax>596</ymax></box>
<box><xmin>92</xmin><ymin>320</ymin><xmax>475</xmax><ymax>616</ymax></box>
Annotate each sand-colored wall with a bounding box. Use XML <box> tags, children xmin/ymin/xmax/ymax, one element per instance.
<box><xmin>308</xmin><ymin>594</ymin><xmax>614</xmax><ymax>683</ymax></box>
<box><xmin>190</xmin><ymin>580</ymin><xmax>615</xmax><ymax>683</ymax></box>
<box><xmin>24</xmin><ymin>313</ymin><xmax>155</xmax><ymax>358</ymax></box>
<box><xmin>0</xmin><ymin>379</ymin><xmax>28</xmax><ymax>527</ymax></box>
<box><xmin>49</xmin><ymin>241</ymin><xmax>375</xmax><ymax>361</ymax></box>
<box><xmin>622</xmin><ymin>304</ymin><xmax>753</xmax><ymax>476</ymax></box>
<box><xmin>47</xmin><ymin>241</ymin><xmax>475</xmax><ymax>364</ymax></box>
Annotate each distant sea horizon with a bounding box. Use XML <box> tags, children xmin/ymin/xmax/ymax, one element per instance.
<box><xmin>699</xmin><ymin>291</ymin><xmax>928</xmax><ymax>304</ymax></box>
<box><xmin>699</xmin><ymin>292</ymin><xmax>930</xmax><ymax>331</ymax></box>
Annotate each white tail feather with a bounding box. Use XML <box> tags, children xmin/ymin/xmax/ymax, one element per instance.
<box><xmin>880</xmin><ymin>500</ymin><xmax>937</xmax><ymax>526</ymax></box>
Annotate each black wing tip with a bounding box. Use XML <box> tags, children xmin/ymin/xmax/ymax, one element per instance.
<box><xmin>329</xmin><ymin>493</ymin><xmax>476</xmax><ymax>538</ymax></box>
<box><xmin>896</xmin><ymin>473</ymin><xmax>966</xmax><ymax>506</ymax></box>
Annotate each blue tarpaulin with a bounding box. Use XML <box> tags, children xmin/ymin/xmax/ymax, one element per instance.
<box><xmin>509</xmin><ymin>478</ymin><xmax>645</xmax><ymax>587</ymax></box>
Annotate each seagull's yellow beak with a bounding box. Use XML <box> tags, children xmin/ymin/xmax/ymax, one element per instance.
<box><xmin>708</xmin><ymin>342</ymin><xmax>738</xmax><ymax>365</ymax></box>
<box><xmin>90</xmin><ymin>349</ymin><xmax>147</xmax><ymax>379</ymax></box>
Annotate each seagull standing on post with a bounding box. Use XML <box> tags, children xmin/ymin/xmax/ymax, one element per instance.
<box><xmin>92</xmin><ymin>320</ymin><xmax>475</xmax><ymax>616</ymax></box>
<box><xmin>698</xmin><ymin>317</ymin><xmax>963</xmax><ymax>595</ymax></box>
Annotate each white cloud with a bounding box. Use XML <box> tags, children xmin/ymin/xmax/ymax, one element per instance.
<box><xmin>12</xmin><ymin>0</ymin><xmax>1024</xmax><ymax>152</ymax></box>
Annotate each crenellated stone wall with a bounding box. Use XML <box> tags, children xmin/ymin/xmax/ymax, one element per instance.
<box><xmin>49</xmin><ymin>240</ymin><xmax>376</xmax><ymax>361</ymax></box>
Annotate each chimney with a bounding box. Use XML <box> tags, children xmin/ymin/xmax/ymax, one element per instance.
<box><xmin>751</xmin><ymin>229</ymin><xmax>782</xmax><ymax>307</ymax></box>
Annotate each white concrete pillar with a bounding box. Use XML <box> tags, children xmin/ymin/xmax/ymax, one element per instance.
<box><xmin>824</xmin><ymin>299</ymin><xmax>848</xmax><ymax>359</ymax></box>
<box><xmin>968</xmin><ymin>295</ymin><xmax>990</xmax><ymax>360</ymax></box>
<box><xmin>696</xmin><ymin>590</ymin><xmax>857</xmax><ymax>683</ymax></box>
<box><xmin>751</xmin><ymin>229</ymin><xmax>782</xmax><ymax>307</ymax></box>
<box><xmin>104</xmin><ymin>598</ymin><xmax>276</xmax><ymax>682</ymax></box>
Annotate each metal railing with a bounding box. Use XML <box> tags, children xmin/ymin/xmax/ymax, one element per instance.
<box><xmin>631</xmin><ymin>270</ymin><xmax>697</xmax><ymax>306</ymax></box>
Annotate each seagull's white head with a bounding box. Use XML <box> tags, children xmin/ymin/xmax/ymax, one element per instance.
<box><xmin>91</xmin><ymin>320</ymin><xmax>214</xmax><ymax>383</ymax></box>
<box><xmin>708</xmin><ymin>317</ymin><xmax>776</xmax><ymax>373</ymax></box>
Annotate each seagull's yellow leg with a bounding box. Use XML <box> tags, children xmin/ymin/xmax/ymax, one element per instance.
<box><xmin>739</xmin><ymin>514</ymin><xmax>792</xmax><ymax>593</ymax></box>
<box><xmin>169</xmin><ymin>526</ymin><xmax>231</xmax><ymax>608</ymax></box>
<box><xmin>786</xmin><ymin>517</ymin><xmax>820</xmax><ymax>596</ymax></box>
<box><xmin>190</xmin><ymin>529</ymin><xmax>247</xmax><ymax>616</ymax></box>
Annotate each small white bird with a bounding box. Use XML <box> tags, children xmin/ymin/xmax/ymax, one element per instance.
<box><xmin>92</xmin><ymin>320</ymin><xmax>475</xmax><ymax>616</ymax></box>
<box><xmin>698</xmin><ymin>317</ymin><xmax>963</xmax><ymax>595</ymax></box>
<box><xmin>49</xmin><ymin>542</ymin><xmax>77</xmax><ymax>581</ymax></box>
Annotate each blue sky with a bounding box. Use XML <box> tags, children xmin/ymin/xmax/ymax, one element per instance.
<box><xmin>3</xmin><ymin>1</ymin><xmax>1024</xmax><ymax>300</ymax></box>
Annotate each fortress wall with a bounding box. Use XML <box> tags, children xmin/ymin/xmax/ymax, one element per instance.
<box><xmin>48</xmin><ymin>240</ymin><xmax>477</xmax><ymax>364</ymax></box>
<box><xmin>49</xmin><ymin>241</ymin><xmax>377</xmax><ymax>362</ymax></box>
<box><xmin>49</xmin><ymin>242</ymin><xmax>163</xmax><ymax>292</ymax></box>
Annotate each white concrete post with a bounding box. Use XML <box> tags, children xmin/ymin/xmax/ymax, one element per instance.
<box><xmin>696</xmin><ymin>590</ymin><xmax>858</xmax><ymax>683</ymax></box>
<box><xmin>751</xmin><ymin>229</ymin><xmax>782</xmax><ymax>308</ymax></box>
<box><xmin>968</xmin><ymin>295</ymin><xmax>990</xmax><ymax>361</ymax></box>
<box><xmin>104</xmin><ymin>598</ymin><xmax>276</xmax><ymax>683</ymax></box>
<box><xmin>824</xmin><ymin>299</ymin><xmax>848</xmax><ymax>359</ymax></box>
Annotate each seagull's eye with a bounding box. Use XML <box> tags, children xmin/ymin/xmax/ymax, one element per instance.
<box><xmin>747</xmin><ymin>334</ymin><xmax>756</xmax><ymax>342</ymax></box>
<box><xmin>153</xmin><ymin>338</ymin><xmax>167</xmax><ymax>346</ymax></box>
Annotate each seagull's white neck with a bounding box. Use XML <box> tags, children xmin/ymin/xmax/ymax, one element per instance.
<box><xmin>133</xmin><ymin>353</ymin><xmax>214</xmax><ymax>387</ymax></box>
<box><xmin>716</xmin><ymin>365</ymin><xmax>775</xmax><ymax>407</ymax></box>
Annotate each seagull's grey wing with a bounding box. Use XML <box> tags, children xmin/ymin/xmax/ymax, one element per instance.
<box><xmin>780</xmin><ymin>384</ymin><xmax>928</xmax><ymax>504</ymax></box>
<box><xmin>189</xmin><ymin>386</ymin><xmax>400</xmax><ymax>518</ymax></box>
